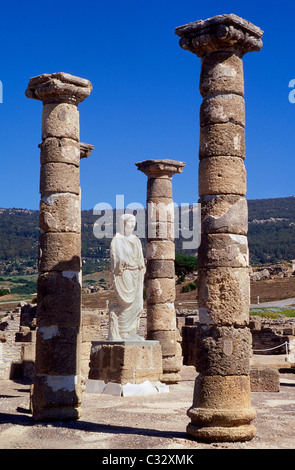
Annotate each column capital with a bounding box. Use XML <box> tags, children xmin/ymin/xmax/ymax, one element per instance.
<box><xmin>80</xmin><ymin>142</ymin><xmax>94</xmax><ymax>159</ymax></box>
<box><xmin>175</xmin><ymin>14</ymin><xmax>263</xmax><ymax>57</ymax></box>
<box><xmin>25</xmin><ymin>72</ymin><xmax>93</xmax><ymax>105</ymax></box>
<box><xmin>136</xmin><ymin>159</ymin><xmax>185</xmax><ymax>178</ymax></box>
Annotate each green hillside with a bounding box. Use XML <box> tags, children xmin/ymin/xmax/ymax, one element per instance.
<box><xmin>247</xmin><ymin>197</ymin><xmax>295</xmax><ymax>264</ymax></box>
<box><xmin>0</xmin><ymin>196</ymin><xmax>294</xmax><ymax>275</ymax></box>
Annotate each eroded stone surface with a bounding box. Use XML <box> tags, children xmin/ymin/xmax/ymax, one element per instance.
<box><xmin>136</xmin><ymin>159</ymin><xmax>185</xmax><ymax>179</ymax></box>
<box><xmin>199</xmin><ymin>52</ymin><xmax>244</xmax><ymax>97</ymax></box>
<box><xmin>31</xmin><ymin>373</ymin><xmax>82</xmax><ymax>421</ymax></box>
<box><xmin>146</xmin><ymin>302</ymin><xmax>177</xmax><ymax>331</ymax></box>
<box><xmin>200</xmin><ymin>94</ymin><xmax>245</xmax><ymax>127</ymax></box>
<box><xmin>39</xmin><ymin>193</ymin><xmax>81</xmax><ymax>233</ymax></box>
<box><xmin>40</xmin><ymin>138</ymin><xmax>81</xmax><ymax>166</ymax></box>
<box><xmin>89</xmin><ymin>341</ymin><xmax>163</xmax><ymax>385</ymax></box>
<box><xmin>195</xmin><ymin>325</ymin><xmax>252</xmax><ymax>375</ymax></box>
<box><xmin>198</xmin><ymin>156</ymin><xmax>246</xmax><ymax>196</ymax></box>
<box><xmin>146</xmin><ymin>260</ymin><xmax>175</xmax><ymax>279</ymax></box>
<box><xmin>199</xmin><ymin>123</ymin><xmax>245</xmax><ymax>158</ymax></box>
<box><xmin>250</xmin><ymin>366</ymin><xmax>280</xmax><ymax>392</ymax></box>
<box><xmin>38</xmin><ymin>231</ymin><xmax>81</xmax><ymax>272</ymax></box>
<box><xmin>198</xmin><ymin>233</ymin><xmax>249</xmax><ymax>268</ymax></box>
<box><xmin>175</xmin><ymin>13</ymin><xmax>263</xmax><ymax>58</ymax></box>
<box><xmin>146</xmin><ymin>278</ymin><xmax>176</xmax><ymax>304</ymax></box>
<box><xmin>40</xmin><ymin>162</ymin><xmax>80</xmax><ymax>195</ymax></box>
<box><xmin>146</xmin><ymin>178</ymin><xmax>173</xmax><ymax>199</ymax></box>
<box><xmin>145</xmin><ymin>240</ymin><xmax>175</xmax><ymax>260</ymax></box>
<box><xmin>37</xmin><ymin>271</ymin><xmax>81</xmax><ymax>327</ymax></box>
<box><xmin>42</xmin><ymin>103</ymin><xmax>80</xmax><ymax>141</ymax></box>
<box><xmin>25</xmin><ymin>72</ymin><xmax>93</xmax><ymax>105</ymax></box>
<box><xmin>147</xmin><ymin>199</ymin><xmax>175</xmax><ymax>222</ymax></box>
<box><xmin>147</xmin><ymin>330</ymin><xmax>177</xmax><ymax>356</ymax></box>
<box><xmin>198</xmin><ymin>267</ymin><xmax>250</xmax><ymax>326</ymax></box>
<box><xmin>200</xmin><ymin>194</ymin><xmax>248</xmax><ymax>235</ymax></box>
<box><xmin>35</xmin><ymin>327</ymin><xmax>81</xmax><ymax>376</ymax></box>
<box><xmin>189</xmin><ymin>374</ymin><xmax>255</xmax><ymax>415</ymax></box>
<box><xmin>147</xmin><ymin>221</ymin><xmax>175</xmax><ymax>241</ymax></box>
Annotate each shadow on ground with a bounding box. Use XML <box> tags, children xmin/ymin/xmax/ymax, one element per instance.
<box><xmin>0</xmin><ymin>410</ymin><xmax>188</xmax><ymax>441</ymax></box>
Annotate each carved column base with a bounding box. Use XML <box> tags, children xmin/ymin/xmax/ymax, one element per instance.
<box><xmin>161</xmin><ymin>371</ymin><xmax>181</xmax><ymax>384</ymax></box>
<box><xmin>30</xmin><ymin>374</ymin><xmax>82</xmax><ymax>421</ymax></box>
<box><xmin>187</xmin><ymin>422</ymin><xmax>256</xmax><ymax>443</ymax></box>
<box><xmin>187</xmin><ymin>374</ymin><xmax>256</xmax><ymax>442</ymax></box>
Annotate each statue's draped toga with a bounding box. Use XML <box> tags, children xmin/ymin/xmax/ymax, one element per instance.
<box><xmin>108</xmin><ymin>214</ymin><xmax>146</xmax><ymax>340</ymax></box>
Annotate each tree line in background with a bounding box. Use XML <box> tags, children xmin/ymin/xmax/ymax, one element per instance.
<box><xmin>247</xmin><ymin>197</ymin><xmax>295</xmax><ymax>264</ymax></box>
<box><xmin>0</xmin><ymin>196</ymin><xmax>295</xmax><ymax>276</ymax></box>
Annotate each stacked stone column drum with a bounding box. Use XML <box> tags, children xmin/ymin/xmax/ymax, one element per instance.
<box><xmin>25</xmin><ymin>73</ymin><xmax>93</xmax><ymax>421</ymax></box>
<box><xmin>175</xmin><ymin>15</ymin><xmax>263</xmax><ymax>442</ymax></box>
<box><xmin>136</xmin><ymin>159</ymin><xmax>185</xmax><ymax>384</ymax></box>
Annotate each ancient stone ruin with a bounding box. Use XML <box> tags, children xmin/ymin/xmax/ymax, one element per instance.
<box><xmin>25</xmin><ymin>72</ymin><xmax>93</xmax><ymax>420</ymax></box>
<box><xmin>136</xmin><ymin>159</ymin><xmax>185</xmax><ymax>383</ymax></box>
<box><xmin>3</xmin><ymin>13</ymin><xmax>291</xmax><ymax>447</ymax></box>
<box><xmin>175</xmin><ymin>13</ymin><xmax>263</xmax><ymax>442</ymax></box>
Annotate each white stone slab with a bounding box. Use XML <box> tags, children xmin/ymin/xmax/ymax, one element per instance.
<box><xmin>102</xmin><ymin>382</ymin><xmax>123</xmax><ymax>396</ymax></box>
<box><xmin>280</xmin><ymin>378</ymin><xmax>295</xmax><ymax>384</ymax></box>
<box><xmin>153</xmin><ymin>381</ymin><xmax>170</xmax><ymax>393</ymax></box>
<box><xmin>85</xmin><ymin>379</ymin><xmax>106</xmax><ymax>394</ymax></box>
<box><xmin>86</xmin><ymin>379</ymin><xmax>170</xmax><ymax>397</ymax></box>
<box><xmin>122</xmin><ymin>380</ymin><xmax>158</xmax><ymax>397</ymax></box>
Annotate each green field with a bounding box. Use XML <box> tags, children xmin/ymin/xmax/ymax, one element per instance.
<box><xmin>250</xmin><ymin>307</ymin><xmax>295</xmax><ymax>319</ymax></box>
<box><xmin>0</xmin><ymin>273</ymin><xmax>38</xmax><ymax>301</ymax></box>
<box><xmin>0</xmin><ymin>270</ymin><xmax>110</xmax><ymax>304</ymax></box>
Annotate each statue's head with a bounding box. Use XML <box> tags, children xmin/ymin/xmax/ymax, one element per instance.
<box><xmin>119</xmin><ymin>213</ymin><xmax>136</xmax><ymax>236</ymax></box>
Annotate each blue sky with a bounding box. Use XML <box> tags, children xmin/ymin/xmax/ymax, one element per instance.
<box><xmin>0</xmin><ymin>0</ymin><xmax>295</xmax><ymax>210</ymax></box>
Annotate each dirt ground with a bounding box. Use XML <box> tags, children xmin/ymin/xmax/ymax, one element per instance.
<box><xmin>250</xmin><ymin>277</ymin><xmax>295</xmax><ymax>304</ymax></box>
<box><xmin>174</xmin><ymin>276</ymin><xmax>295</xmax><ymax>306</ymax></box>
<box><xmin>0</xmin><ymin>362</ymin><xmax>295</xmax><ymax>451</ymax></box>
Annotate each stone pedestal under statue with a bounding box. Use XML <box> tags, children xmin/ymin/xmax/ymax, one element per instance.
<box><xmin>87</xmin><ymin>340</ymin><xmax>163</xmax><ymax>392</ymax></box>
<box><xmin>88</xmin><ymin>208</ymin><xmax>165</xmax><ymax>395</ymax></box>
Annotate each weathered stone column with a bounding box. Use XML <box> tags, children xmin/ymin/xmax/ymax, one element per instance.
<box><xmin>175</xmin><ymin>15</ymin><xmax>263</xmax><ymax>442</ymax></box>
<box><xmin>136</xmin><ymin>159</ymin><xmax>185</xmax><ymax>383</ymax></box>
<box><xmin>25</xmin><ymin>72</ymin><xmax>92</xmax><ymax>420</ymax></box>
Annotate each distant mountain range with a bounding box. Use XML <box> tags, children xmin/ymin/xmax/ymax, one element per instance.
<box><xmin>0</xmin><ymin>196</ymin><xmax>295</xmax><ymax>274</ymax></box>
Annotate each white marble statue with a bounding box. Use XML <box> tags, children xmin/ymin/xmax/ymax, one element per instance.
<box><xmin>108</xmin><ymin>213</ymin><xmax>146</xmax><ymax>341</ymax></box>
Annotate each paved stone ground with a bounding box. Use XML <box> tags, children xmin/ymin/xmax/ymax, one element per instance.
<box><xmin>0</xmin><ymin>363</ymin><xmax>295</xmax><ymax>451</ymax></box>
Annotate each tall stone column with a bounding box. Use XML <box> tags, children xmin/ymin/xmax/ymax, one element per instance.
<box><xmin>175</xmin><ymin>15</ymin><xmax>263</xmax><ymax>442</ymax></box>
<box><xmin>25</xmin><ymin>72</ymin><xmax>93</xmax><ymax>420</ymax></box>
<box><xmin>136</xmin><ymin>159</ymin><xmax>185</xmax><ymax>383</ymax></box>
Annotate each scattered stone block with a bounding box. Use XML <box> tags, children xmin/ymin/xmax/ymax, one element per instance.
<box><xmin>89</xmin><ymin>340</ymin><xmax>163</xmax><ymax>385</ymax></box>
<box><xmin>85</xmin><ymin>379</ymin><xmax>106</xmax><ymax>394</ymax></box>
<box><xmin>102</xmin><ymin>382</ymin><xmax>122</xmax><ymax>397</ymax></box>
<box><xmin>250</xmin><ymin>365</ymin><xmax>280</xmax><ymax>392</ymax></box>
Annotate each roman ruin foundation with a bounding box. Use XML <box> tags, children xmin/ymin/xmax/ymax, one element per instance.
<box><xmin>25</xmin><ymin>72</ymin><xmax>93</xmax><ymax>420</ymax></box>
<box><xmin>175</xmin><ymin>14</ymin><xmax>263</xmax><ymax>441</ymax></box>
<box><xmin>136</xmin><ymin>159</ymin><xmax>185</xmax><ymax>383</ymax></box>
